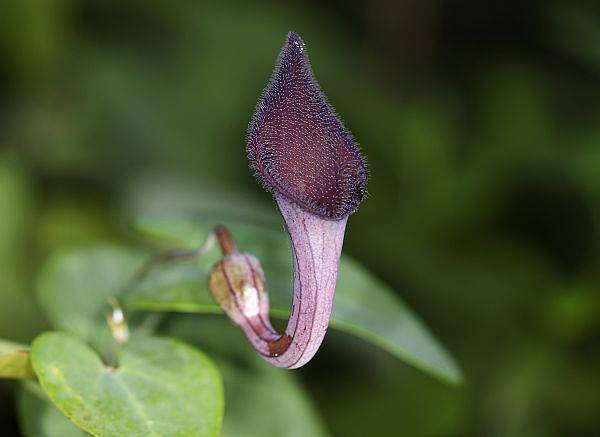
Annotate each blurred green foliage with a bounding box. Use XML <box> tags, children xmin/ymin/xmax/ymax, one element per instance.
<box><xmin>0</xmin><ymin>0</ymin><xmax>599</xmax><ymax>436</ymax></box>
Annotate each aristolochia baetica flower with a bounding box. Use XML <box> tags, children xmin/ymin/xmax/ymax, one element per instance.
<box><xmin>208</xmin><ymin>31</ymin><xmax>367</xmax><ymax>368</ymax></box>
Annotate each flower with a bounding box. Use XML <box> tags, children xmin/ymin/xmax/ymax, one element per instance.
<box><xmin>209</xmin><ymin>31</ymin><xmax>368</xmax><ymax>368</ymax></box>
<box><xmin>247</xmin><ymin>31</ymin><xmax>367</xmax><ymax>220</ymax></box>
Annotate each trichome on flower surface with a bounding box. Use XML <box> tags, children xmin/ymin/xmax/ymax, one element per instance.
<box><xmin>208</xmin><ymin>31</ymin><xmax>368</xmax><ymax>368</ymax></box>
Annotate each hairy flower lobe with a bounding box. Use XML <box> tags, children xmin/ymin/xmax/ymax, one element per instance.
<box><xmin>247</xmin><ymin>31</ymin><xmax>367</xmax><ymax>220</ymax></box>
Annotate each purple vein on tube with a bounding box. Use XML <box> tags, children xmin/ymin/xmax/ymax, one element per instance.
<box><xmin>208</xmin><ymin>31</ymin><xmax>368</xmax><ymax>368</ymax></box>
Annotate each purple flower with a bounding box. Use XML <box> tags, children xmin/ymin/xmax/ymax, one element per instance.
<box><xmin>247</xmin><ymin>31</ymin><xmax>367</xmax><ymax>220</ymax></box>
<box><xmin>209</xmin><ymin>31</ymin><xmax>368</xmax><ymax>368</ymax></box>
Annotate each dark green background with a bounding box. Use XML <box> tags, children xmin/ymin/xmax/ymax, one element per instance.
<box><xmin>1</xmin><ymin>0</ymin><xmax>599</xmax><ymax>435</ymax></box>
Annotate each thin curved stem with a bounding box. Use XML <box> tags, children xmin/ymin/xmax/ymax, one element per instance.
<box><xmin>107</xmin><ymin>230</ymin><xmax>217</xmax><ymax>346</ymax></box>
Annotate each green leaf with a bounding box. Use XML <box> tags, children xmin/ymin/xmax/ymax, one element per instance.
<box><xmin>0</xmin><ymin>339</ymin><xmax>34</xmax><ymax>379</ymax></box>
<box><xmin>18</xmin><ymin>382</ymin><xmax>88</xmax><ymax>437</ymax></box>
<box><xmin>220</xmin><ymin>361</ymin><xmax>328</xmax><ymax>437</ymax></box>
<box><xmin>130</xmin><ymin>215</ymin><xmax>463</xmax><ymax>385</ymax></box>
<box><xmin>31</xmin><ymin>332</ymin><xmax>224</xmax><ymax>437</ymax></box>
<box><xmin>36</xmin><ymin>245</ymin><xmax>144</xmax><ymax>347</ymax></box>
<box><xmin>168</xmin><ymin>316</ymin><xmax>329</xmax><ymax>437</ymax></box>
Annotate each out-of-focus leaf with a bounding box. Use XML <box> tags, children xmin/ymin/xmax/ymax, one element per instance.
<box><xmin>130</xmin><ymin>214</ymin><xmax>463</xmax><ymax>385</ymax></box>
<box><xmin>36</xmin><ymin>245</ymin><xmax>144</xmax><ymax>348</ymax></box>
<box><xmin>31</xmin><ymin>332</ymin><xmax>224</xmax><ymax>437</ymax></box>
<box><xmin>0</xmin><ymin>339</ymin><xmax>34</xmax><ymax>379</ymax></box>
<box><xmin>18</xmin><ymin>382</ymin><xmax>87</xmax><ymax>437</ymax></box>
<box><xmin>220</xmin><ymin>362</ymin><xmax>328</xmax><ymax>437</ymax></box>
<box><xmin>168</xmin><ymin>316</ymin><xmax>329</xmax><ymax>437</ymax></box>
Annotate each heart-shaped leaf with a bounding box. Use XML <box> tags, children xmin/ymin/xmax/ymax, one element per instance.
<box><xmin>0</xmin><ymin>339</ymin><xmax>34</xmax><ymax>379</ymax></box>
<box><xmin>130</xmin><ymin>215</ymin><xmax>463</xmax><ymax>385</ymax></box>
<box><xmin>35</xmin><ymin>217</ymin><xmax>463</xmax><ymax>384</ymax></box>
<box><xmin>31</xmin><ymin>332</ymin><xmax>224</xmax><ymax>437</ymax></box>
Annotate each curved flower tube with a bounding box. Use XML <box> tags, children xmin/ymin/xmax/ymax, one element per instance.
<box><xmin>208</xmin><ymin>31</ymin><xmax>367</xmax><ymax>368</ymax></box>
